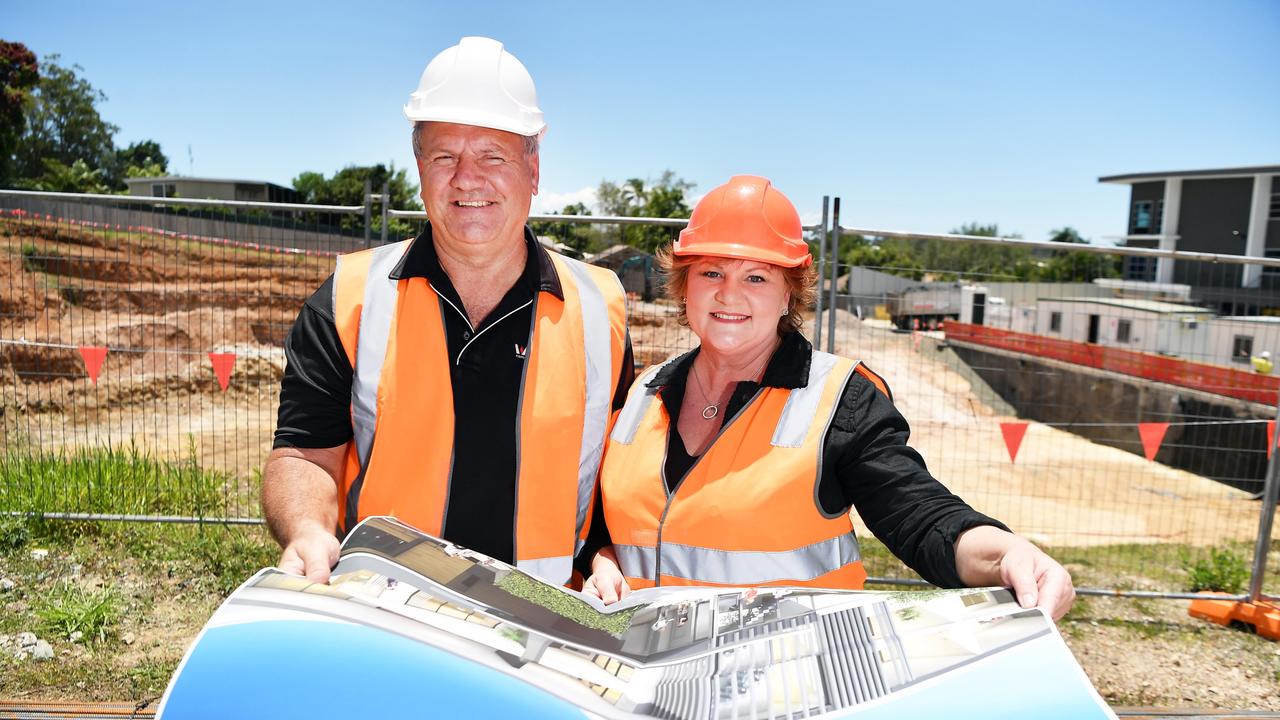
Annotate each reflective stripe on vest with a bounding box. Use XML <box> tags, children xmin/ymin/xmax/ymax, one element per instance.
<box><xmin>601</xmin><ymin>349</ymin><xmax>866</xmax><ymax>589</ymax></box>
<box><xmin>613</xmin><ymin>533</ymin><xmax>861</xmax><ymax>586</ymax></box>
<box><xmin>333</xmin><ymin>239</ymin><xmax>626</xmax><ymax>585</ymax></box>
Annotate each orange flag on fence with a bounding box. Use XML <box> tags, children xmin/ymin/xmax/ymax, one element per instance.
<box><xmin>1000</xmin><ymin>422</ymin><xmax>1028</xmax><ymax>463</ymax></box>
<box><xmin>78</xmin><ymin>346</ymin><xmax>108</xmax><ymax>383</ymax></box>
<box><xmin>208</xmin><ymin>352</ymin><xmax>236</xmax><ymax>392</ymax></box>
<box><xmin>1137</xmin><ymin>422</ymin><xmax>1170</xmax><ymax>461</ymax></box>
<box><xmin>1269</xmin><ymin>421</ymin><xmax>1275</xmax><ymax>459</ymax></box>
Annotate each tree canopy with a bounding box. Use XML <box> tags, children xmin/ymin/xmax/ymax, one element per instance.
<box><xmin>292</xmin><ymin>163</ymin><xmax>421</xmax><ymax>236</ymax></box>
<box><xmin>13</xmin><ymin>54</ymin><xmax>118</xmax><ymax>186</ymax></box>
<box><xmin>841</xmin><ymin>222</ymin><xmax>1121</xmax><ymax>283</ymax></box>
<box><xmin>0</xmin><ymin>40</ymin><xmax>38</xmax><ymax>187</ymax></box>
<box><xmin>594</xmin><ymin>171</ymin><xmax>694</xmax><ymax>253</ymax></box>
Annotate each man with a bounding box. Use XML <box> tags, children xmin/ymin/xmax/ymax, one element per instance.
<box><xmin>262</xmin><ymin>37</ymin><xmax>632</xmax><ymax>586</ymax></box>
<box><xmin>1253</xmin><ymin>350</ymin><xmax>1273</xmax><ymax>375</ymax></box>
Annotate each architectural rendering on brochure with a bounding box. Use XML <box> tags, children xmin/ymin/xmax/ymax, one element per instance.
<box><xmin>158</xmin><ymin>517</ymin><xmax>1115</xmax><ymax>720</ymax></box>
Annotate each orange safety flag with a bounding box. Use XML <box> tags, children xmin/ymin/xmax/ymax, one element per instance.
<box><xmin>1137</xmin><ymin>422</ymin><xmax>1170</xmax><ymax>462</ymax></box>
<box><xmin>1000</xmin><ymin>422</ymin><xmax>1028</xmax><ymax>463</ymax></box>
<box><xmin>1269</xmin><ymin>421</ymin><xmax>1276</xmax><ymax>459</ymax></box>
<box><xmin>78</xmin><ymin>346</ymin><xmax>108</xmax><ymax>383</ymax></box>
<box><xmin>208</xmin><ymin>352</ymin><xmax>236</xmax><ymax>392</ymax></box>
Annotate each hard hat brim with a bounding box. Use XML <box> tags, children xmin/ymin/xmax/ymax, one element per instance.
<box><xmin>672</xmin><ymin>241</ymin><xmax>812</xmax><ymax>268</ymax></box>
<box><xmin>403</xmin><ymin>102</ymin><xmax>546</xmax><ymax>138</ymax></box>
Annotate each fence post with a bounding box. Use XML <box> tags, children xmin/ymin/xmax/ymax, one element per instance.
<box><xmin>1248</xmin><ymin>392</ymin><xmax>1280</xmax><ymax>601</ymax></box>
<box><xmin>826</xmin><ymin>198</ymin><xmax>841</xmax><ymax>353</ymax></box>
<box><xmin>363</xmin><ymin>178</ymin><xmax>372</xmax><ymax>247</ymax></box>
<box><xmin>814</xmin><ymin>196</ymin><xmax>829</xmax><ymax>349</ymax></box>
<box><xmin>380</xmin><ymin>182</ymin><xmax>390</xmax><ymax>245</ymax></box>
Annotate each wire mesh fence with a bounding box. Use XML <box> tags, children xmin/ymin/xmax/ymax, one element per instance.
<box><xmin>1</xmin><ymin>189</ymin><xmax>1276</xmax><ymax>599</ymax></box>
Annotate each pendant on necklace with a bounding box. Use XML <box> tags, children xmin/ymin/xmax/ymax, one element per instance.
<box><xmin>701</xmin><ymin>404</ymin><xmax>719</xmax><ymax>420</ymax></box>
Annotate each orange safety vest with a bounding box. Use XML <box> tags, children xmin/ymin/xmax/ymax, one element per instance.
<box><xmin>331</xmin><ymin>238</ymin><xmax>627</xmax><ymax>585</ymax></box>
<box><xmin>600</xmin><ymin>350</ymin><xmax>875</xmax><ymax>590</ymax></box>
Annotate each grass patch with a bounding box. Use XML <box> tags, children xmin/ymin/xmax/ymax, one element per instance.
<box><xmin>20</xmin><ymin>241</ymin><xmax>51</xmax><ymax>273</ymax></box>
<box><xmin>0</xmin><ymin>442</ymin><xmax>237</xmax><ymax>518</ymax></box>
<box><xmin>34</xmin><ymin>583</ymin><xmax>121</xmax><ymax>644</ymax></box>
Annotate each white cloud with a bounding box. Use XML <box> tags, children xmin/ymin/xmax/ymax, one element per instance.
<box><xmin>532</xmin><ymin>186</ymin><xmax>597</xmax><ymax>215</ymax></box>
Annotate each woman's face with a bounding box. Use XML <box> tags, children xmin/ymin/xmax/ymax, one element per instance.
<box><xmin>684</xmin><ymin>256</ymin><xmax>790</xmax><ymax>360</ymax></box>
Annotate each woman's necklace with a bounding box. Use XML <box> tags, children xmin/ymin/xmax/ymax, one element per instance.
<box><xmin>689</xmin><ymin>354</ymin><xmax>770</xmax><ymax>421</ymax></box>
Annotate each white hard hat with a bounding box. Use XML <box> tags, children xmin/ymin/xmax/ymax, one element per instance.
<box><xmin>404</xmin><ymin>36</ymin><xmax>546</xmax><ymax>137</ymax></box>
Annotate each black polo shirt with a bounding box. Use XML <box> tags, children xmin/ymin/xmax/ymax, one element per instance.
<box><xmin>274</xmin><ymin>224</ymin><xmax>633</xmax><ymax>564</ymax></box>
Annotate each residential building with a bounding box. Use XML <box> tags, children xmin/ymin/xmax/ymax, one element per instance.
<box><xmin>1099</xmin><ymin>165</ymin><xmax>1280</xmax><ymax>315</ymax></box>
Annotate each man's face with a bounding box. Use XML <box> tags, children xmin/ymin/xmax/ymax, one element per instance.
<box><xmin>415</xmin><ymin>122</ymin><xmax>539</xmax><ymax>250</ymax></box>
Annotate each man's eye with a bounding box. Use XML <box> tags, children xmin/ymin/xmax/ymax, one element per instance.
<box><xmin>702</xmin><ymin>270</ymin><xmax>721</xmax><ymax>279</ymax></box>
<box><xmin>747</xmin><ymin>275</ymin><xmax>766</xmax><ymax>283</ymax></box>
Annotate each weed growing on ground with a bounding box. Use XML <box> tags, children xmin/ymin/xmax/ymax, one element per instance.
<box><xmin>34</xmin><ymin>582</ymin><xmax>120</xmax><ymax>644</ymax></box>
<box><xmin>0</xmin><ymin>515</ymin><xmax>30</xmax><ymax>550</ymax></box>
<box><xmin>1181</xmin><ymin>547</ymin><xmax>1250</xmax><ymax>593</ymax></box>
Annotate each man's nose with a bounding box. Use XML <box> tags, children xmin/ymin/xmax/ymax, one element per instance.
<box><xmin>450</xmin><ymin>155</ymin><xmax>485</xmax><ymax>192</ymax></box>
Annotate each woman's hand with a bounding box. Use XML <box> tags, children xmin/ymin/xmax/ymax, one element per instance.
<box><xmin>955</xmin><ymin>525</ymin><xmax>1075</xmax><ymax>620</ymax></box>
<box><xmin>582</xmin><ymin>545</ymin><xmax>632</xmax><ymax>605</ymax></box>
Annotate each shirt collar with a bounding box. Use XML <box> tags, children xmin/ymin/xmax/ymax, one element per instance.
<box><xmin>387</xmin><ymin>222</ymin><xmax>564</xmax><ymax>300</ymax></box>
<box><xmin>647</xmin><ymin>331</ymin><xmax>812</xmax><ymax>391</ymax></box>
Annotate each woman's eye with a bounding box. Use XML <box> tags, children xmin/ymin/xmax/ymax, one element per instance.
<box><xmin>702</xmin><ymin>270</ymin><xmax>721</xmax><ymax>279</ymax></box>
<box><xmin>747</xmin><ymin>275</ymin><xmax>766</xmax><ymax>283</ymax></box>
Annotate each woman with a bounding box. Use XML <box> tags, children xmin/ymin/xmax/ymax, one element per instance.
<box><xmin>583</xmin><ymin>175</ymin><xmax>1074</xmax><ymax>619</ymax></box>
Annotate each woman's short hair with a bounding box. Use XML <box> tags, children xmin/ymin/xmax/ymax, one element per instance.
<box><xmin>655</xmin><ymin>244</ymin><xmax>817</xmax><ymax>335</ymax></box>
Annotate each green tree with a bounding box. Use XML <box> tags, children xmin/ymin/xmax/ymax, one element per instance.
<box><xmin>0</xmin><ymin>40</ymin><xmax>38</xmax><ymax>187</ymax></box>
<box><xmin>292</xmin><ymin>163</ymin><xmax>421</xmax><ymax>235</ymax></box>
<box><xmin>1048</xmin><ymin>226</ymin><xmax>1086</xmax><ymax>244</ymax></box>
<box><xmin>841</xmin><ymin>234</ymin><xmax>925</xmax><ymax>280</ymax></box>
<box><xmin>111</xmin><ymin>138</ymin><xmax>169</xmax><ymax>184</ymax></box>
<box><xmin>31</xmin><ymin>158</ymin><xmax>110</xmax><ymax>194</ymax></box>
<box><xmin>14</xmin><ymin>55</ymin><xmax>118</xmax><ymax>189</ymax></box>
<box><xmin>530</xmin><ymin>201</ymin><xmax>597</xmax><ymax>255</ymax></box>
<box><xmin>1039</xmin><ymin>226</ymin><xmax>1122</xmax><ymax>282</ymax></box>
<box><xmin>596</xmin><ymin>170</ymin><xmax>693</xmax><ymax>252</ymax></box>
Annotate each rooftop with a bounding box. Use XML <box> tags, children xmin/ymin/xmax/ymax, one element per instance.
<box><xmin>1098</xmin><ymin>165</ymin><xmax>1280</xmax><ymax>185</ymax></box>
<box><xmin>1037</xmin><ymin>297</ymin><xmax>1212</xmax><ymax>314</ymax></box>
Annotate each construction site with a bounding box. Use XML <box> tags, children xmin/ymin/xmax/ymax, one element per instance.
<box><xmin>1</xmin><ymin>197</ymin><xmax>1279</xmax><ymax>714</ymax></box>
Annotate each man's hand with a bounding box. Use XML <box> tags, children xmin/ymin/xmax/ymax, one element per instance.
<box><xmin>996</xmin><ymin>539</ymin><xmax>1075</xmax><ymax>620</ymax></box>
<box><xmin>955</xmin><ymin>525</ymin><xmax>1075</xmax><ymax>620</ymax></box>
<box><xmin>261</xmin><ymin>445</ymin><xmax>345</xmax><ymax>584</ymax></box>
<box><xmin>582</xmin><ymin>545</ymin><xmax>632</xmax><ymax>605</ymax></box>
<box><xmin>278</xmin><ymin>526</ymin><xmax>341</xmax><ymax>584</ymax></box>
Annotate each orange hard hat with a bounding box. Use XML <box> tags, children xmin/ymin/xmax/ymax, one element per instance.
<box><xmin>674</xmin><ymin>175</ymin><xmax>811</xmax><ymax>267</ymax></box>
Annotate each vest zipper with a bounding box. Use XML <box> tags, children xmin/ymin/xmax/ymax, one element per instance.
<box><xmin>652</xmin><ymin>386</ymin><xmax>766</xmax><ymax>586</ymax></box>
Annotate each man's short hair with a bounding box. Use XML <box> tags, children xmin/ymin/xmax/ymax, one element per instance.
<box><xmin>411</xmin><ymin>121</ymin><xmax>539</xmax><ymax>159</ymax></box>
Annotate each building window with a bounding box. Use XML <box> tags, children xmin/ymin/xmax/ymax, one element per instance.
<box><xmin>1270</xmin><ymin>185</ymin><xmax>1280</xmax><ymax>220</ymax></box>
<box><xmin>1155</xmin><ymin>199</ymin><xmax>1164</xmax><ymax>232</ymax></box>
<box><xmin>1132</xmin><ymin>201</ymin><xmax>1154</xmax><ymax>234</ymax></box>
<box><xmin>1050</xmin><ymin>312</ymin><xmax>1062</xmax><ymax>332</ymax></box>
<box><xmin>151</xmin><ymin>183</ymin><xmax>176</xmax><ymax>198</ymax></box>
<box><xmin>1124</xmin><ymin>256</ymin><xmax>1156</xmax><ymax>281</ymax></box>
<box><xmin>1232</xmin><ymin>335</ymin><xmax>1253</xmax><ymax>362</ymax></box>
<box><xmin>1265</xmin><ymin>248</ymin><xmax>1280</xmax><ymax>277</ymax></box>
<box><xmin>1117</xmin><ymin>319</ymin><xmax>1132</xmax><ymax>343</ymax></box>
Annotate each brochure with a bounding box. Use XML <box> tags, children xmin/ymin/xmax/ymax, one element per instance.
<box><xmin>157</xmin><ymin>516</ymin><xmax>1115</xmax><ymax>719</ymax></box>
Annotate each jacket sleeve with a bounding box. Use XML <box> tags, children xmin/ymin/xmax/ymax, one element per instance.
<box><xmin>823</xmin><ymin>371</ymin><xmax>1009</xmax><ymax>588</ymax></box>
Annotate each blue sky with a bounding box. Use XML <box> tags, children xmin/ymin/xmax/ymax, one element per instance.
<box><xmin>7</xmin><ymin>1</ymin><xmax>1278</xmax><ymax>243</ymax></box>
